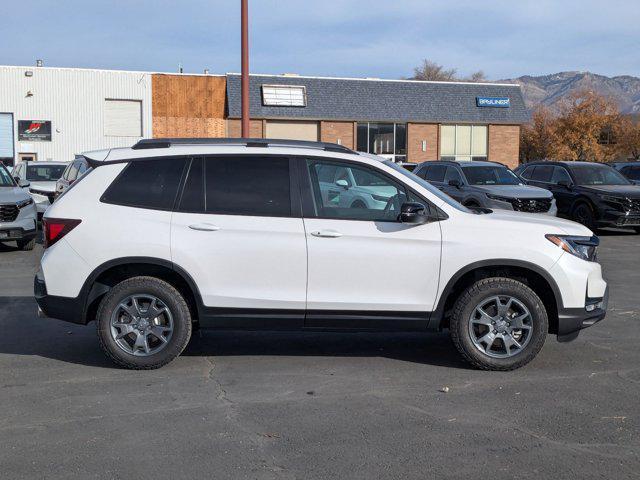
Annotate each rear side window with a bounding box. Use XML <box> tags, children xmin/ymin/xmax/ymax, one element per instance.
<box><xmin>622</xmin><ymin>166</ymin><xmax>640</xmax><ymax>181</ymax></box>
<box><xmin>530</xmin><ymin>165</ymin><xmax>553</xmax><ymax>182</ymax></box>
<box><xmin>102</xmin><ymin>157</ymin><xmax>187</xmax><ymax>210</ymax></box>
<box><xmin>424</xmin><ymin>165</ymin><xmax>446</xmax><ymax>183</ymax></box>
<box><xmin>179</xmin><ymin>156</ymin><xmax>291</xmax><ymax>217</ymax></box>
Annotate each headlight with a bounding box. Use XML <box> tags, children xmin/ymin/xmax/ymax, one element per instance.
<box><xmin>599</xmin><ymin>194</ymin><xmax>626</xmax><ymax>204</ymax></box>
<box><xmin>545</xmin><ymin>234</ymin><xmax>599</xmax><ymax>262</ymax></box>
<box><xmin>16</xmin><ymin>198</ymin><xmax>34</xmax><ymax>209</ymax></box>
<box><xmin>486</xmin><ymin>193</ymin><xmax>512</xmax><ymax>203</ymax></box>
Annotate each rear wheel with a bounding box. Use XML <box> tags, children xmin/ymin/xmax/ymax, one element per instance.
<box><xmin>449</xmin><ymin>277</ymin><xmax>548</xmax><ymax>370</ymax></box>
<box><xmin>96</xmin><ymin>276</ymin><xmax>192</xmax><ymax>369</ymax></box>
<box><xmin>572</xmin><ymin>202</ymin><xmax>596</xmax><ymax>230</ymax></box>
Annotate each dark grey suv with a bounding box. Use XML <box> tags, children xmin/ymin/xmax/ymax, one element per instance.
<box><xmin>414</xmin><ymin>160</ymin><xmax>557</xmax><ymax>215</ymax></box>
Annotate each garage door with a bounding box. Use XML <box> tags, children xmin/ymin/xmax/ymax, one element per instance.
<box><xmin>0</xmin><ymin>113</ymin><xmax>14</xmax><ymax>159</ymax></box>
<box><xmin>265</xmin><ymin>121</ymin><xmax>319</xmax><ymax>141</ymax></box>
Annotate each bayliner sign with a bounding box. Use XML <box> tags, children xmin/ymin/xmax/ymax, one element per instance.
<box><xmin>476</xmin><ymin>97</ymin><xmax>510</xmax><ymax>108</ymax></box>
<box><xmin>18</xmin><ymin>120</ymin><xmax>52</xmax><ymax>141</ymax></box>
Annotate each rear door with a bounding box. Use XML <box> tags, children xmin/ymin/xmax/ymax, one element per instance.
<box><xmin>171</xmin><ymin>155</ymin><xmax>307</xmax><ymax>326</ymax></box>
<box><xmin>300</xmin><ymin>157</ymin><xmax>442</xmax><ymax>325</ymax></box>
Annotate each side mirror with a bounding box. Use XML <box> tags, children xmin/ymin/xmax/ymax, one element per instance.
<box><xmin>399</xmin><ymin>202</ymin><xmax>430</xmax><ymax>225</ymax></box>
<box><xmin>335</xmin><ymin>179</ymin><xmax>349</xmax><ymax>189</ymax></box>
<box><xmin>448</xmin><ymin>179</ymin><xmax>462</xmax><ymax>188</ymax></box>
<box><xmin>557</xmin><ymin>180</ymin><xmax>573</xmax><ymax>189</ymax></box>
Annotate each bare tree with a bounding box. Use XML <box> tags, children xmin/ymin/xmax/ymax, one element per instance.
<box><xmin>412</xmin><ymin>60</ymin><xmax>457</xmax><ymax>81</ymax></box>
<box><xmin>466</xmin><ymin>70</ymin><xmax>487</xmax><ymax>83</ymax></box>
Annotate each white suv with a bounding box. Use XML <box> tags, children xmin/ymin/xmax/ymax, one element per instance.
<box><xmin>36</xmin><ymin>139</ymin><xmax>608</xmax><ymax>370</ymax></box>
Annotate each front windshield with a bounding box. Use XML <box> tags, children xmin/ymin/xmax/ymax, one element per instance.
<box><xmin>383</xmin><ymin>160</ymin><xmax>470</xmax><ymax>212</ymax></box>
<box><xmin>571</xmin><ymin>164</ymin><xmax>631</xmax><ymax>186</ymax></box>
<box><xmin>0</xmin><ymin>164</ymin><xmax>15</xmax><ymax>187</ymax></box>
<box><xmin>463</xmin><ymin>166</ymin><xmax>522</xmax><ymax>186</ymax></box>
<box><xmin>26</xmin><ymin>164</ymin><xmax>67</xmax><ymax>181</ymax></box>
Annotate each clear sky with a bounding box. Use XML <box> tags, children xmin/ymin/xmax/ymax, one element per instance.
<box><xmin>2</xmin><ymin>0</ymin><xmax>638</xmax><ymax>79</ymax></box>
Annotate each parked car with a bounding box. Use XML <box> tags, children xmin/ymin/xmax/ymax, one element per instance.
<box><xmin>0</xmin><ymin>162</ymin><xmax>37</xmax><ymax>250</ymax></box>
<box><xmin>515</xmin><ymin>161</ymin><xmax>640</xmax><ymax>232</ymax></box>
<box><xmin>398</xmin><ymin>162</ymin><xmax>417</xmax><ymax>172</ymax></box>
<box><xmin>610</xmin><ymin>161</ymin><xmax>640</xmax><ymax>184</ymax></box>
<box><xmin>36</xmin><ymin>138</ymin><xmax>607</xmax><ymax>371</ymax></box>
<box><xmin>12</xmin><ymin>161</ymin><xmax>68</xmax><ymax>216</ymax></box>
<box><xmin>414</xmin><ymin>160</ymin><xmax>557</xmax><ymax>215</ymax></box>
<box><xmin>55</xmin><ymin>156</ymin><xmax>90</xmax><ymax>199</ymax></box>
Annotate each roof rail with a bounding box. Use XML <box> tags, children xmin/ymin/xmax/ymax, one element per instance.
<box><xmin>131</xmin><ymin>137</ymin><xmax>357</xmax><ymax>154</ymax></box>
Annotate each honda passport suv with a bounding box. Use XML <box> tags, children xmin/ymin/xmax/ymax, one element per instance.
<box><xmin>36</xmin><ymin>139</ymin><xmax>608</xmax><ymax>370</ymax></box>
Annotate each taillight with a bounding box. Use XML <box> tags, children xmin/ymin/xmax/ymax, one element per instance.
<box><xmin>43</xmin><ymin>218</ymin><xmax>81</xmax><ymax>249</ymax></box>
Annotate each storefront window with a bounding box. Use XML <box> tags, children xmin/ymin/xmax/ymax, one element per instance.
<box><xmin>440</xmin><ymin>125</ymin><xmax>487</xmax><ymax>161</ymax></box>
<box><xmin>356</xmin><ymin>122</ymin><xmax>407</xmax><ymax>162</ymax></box>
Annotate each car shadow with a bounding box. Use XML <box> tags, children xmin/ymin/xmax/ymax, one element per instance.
<box><xmin>596</xmin><ymin>227</ymin><xmax>638</xmax><ymax>237</ymax></box>
<box><xmin>0</xmin><ymin>296</ymin><xmax>469</xmax><ymax>370</ymax></box>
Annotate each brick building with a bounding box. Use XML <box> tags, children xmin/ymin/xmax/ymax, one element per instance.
<box><xmin>1</xmin><ymin>66</ymin><xmax>529</xmax><ymax>169</ymax></box>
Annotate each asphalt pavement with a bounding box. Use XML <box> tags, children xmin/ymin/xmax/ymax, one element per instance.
<box><xmin>0</xmin><ymin>231</ymin><xmax>638</xmax><ymax>479</ymax></box>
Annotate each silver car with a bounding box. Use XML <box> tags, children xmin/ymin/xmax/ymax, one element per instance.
<box><xmin>12</xmin><ymin>161</ymin><xmax>68</xmax><ymax>216</ymax></box>
<box><xmin>0</xmin><ymin>163</ymin><xmax>38</xmax><ymax>250</ymax></box>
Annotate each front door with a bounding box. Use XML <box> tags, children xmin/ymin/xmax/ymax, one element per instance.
<box><xmin>171</xmin><ymin>156</ymin><xmax>307</xmax><ymax>327</ymax></box>
<box><xmin>300</xmin><ymin>158</ymin><xmax>442</xmax><ymax>327</ymax></box>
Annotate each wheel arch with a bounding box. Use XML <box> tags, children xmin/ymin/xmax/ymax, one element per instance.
<box><xmin>81</xmin><ymin>257</ymin><xmax>203</xmax><ymax>325</ymax></box>
<box><xmin>429</xmin><ymin>259</ymin><xmax>562</xmax><ymax>334</ymax></box>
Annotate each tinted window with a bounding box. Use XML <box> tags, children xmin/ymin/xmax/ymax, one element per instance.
<box><xmin>462</xmin><ymin>166</ymin><xmax>521</xmax><ymax>185</ymax></box>
<box><xmin>570</xmin><ymin>164</ymin><xmax>631</xmax><ymax>186</ymax></box>
<box><xmin>102</xmin><ymin>157</ymin><xmax>187</xmax><ymax>210</ymax></box>
<box><xmin>621</xmin><ymin>166</ymin><xmax>640</xmax><ymax>181</ymax></box>
<box><xmin>445</xmin><ymin>166</ymin><xmax>463</xmax><ymax>184</ymax></box>
<box><xmin>179</xmin><ymin>158</ymin><xmax>205</xmax><ymax>212</ymax></box>
<box><xmin>307</xmin><ymin>159</ymin><xmax>407</xmax><ymax>221</ymax></box>
<box><xmin>519</xmin><ymin>166</ymin><xmax>535</xmax><ymax>180</ymax></box>
<box><xmin>26</xmin><ymin>164</ymin><xmax>67</xmax><ymax>181</ymax></box>
<box><xmin>530</xmin><ymin>165</ymin><xmax>553</xmax><ymax>182</ymax></box>
<box><xmin>551</xmin><ymin>167</ymin><xmax>572</xmax><ymax>184</ymax></box>
<box><xmin>424</xmin><ymin>165</ymin><xmax>446</xmax><ymax>183</ymax></box>
<box><xmin>205</xmin><ymin>156</ymin><xmax>291</xmax><ymax>216</ymax></box>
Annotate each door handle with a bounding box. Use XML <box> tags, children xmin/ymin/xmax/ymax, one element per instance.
<box><xmin>311</xmin><ymin>229</ymin><xmax>342</xmax><ymax>238</ymax></box>
<box><xmin>188</xmin><ymin>223</ymin><xmax>221</xmax><ymax>232</ymax></box>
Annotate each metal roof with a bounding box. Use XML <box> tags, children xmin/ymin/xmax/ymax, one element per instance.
<box><xmin>226</xmin><ymin>74</ymin><xmax>530</xmax><ymax>124</ymax></box>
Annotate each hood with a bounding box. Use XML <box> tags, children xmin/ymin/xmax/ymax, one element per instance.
<box><xmin>484</xmin><ymin>209</ymin><xmax>592</xmax><ymax>236</ymax></box>
<box><xmin>27</xmin><ymin>180</ymin><xmax>57</xmax><ymax>192</ymax></box>
<box><xmin>579</xmin><ymin>184</ymin><xmax>640</xmax><ymax>198</ymax></box>
<box><xmin>0</xmin><ymin>186</ymin><xmax>31</xmax><ymax>204</ymax></box>
<box><xmin>473</xmin><ymin>184</ymin><xmax>552</xmax><ymax>199</ymax></box>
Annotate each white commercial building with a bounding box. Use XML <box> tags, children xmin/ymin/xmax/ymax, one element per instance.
<box><xmin>0</xmin><ymin>65</ymin><xmax>153</xmax><ymax>165</ymax></box>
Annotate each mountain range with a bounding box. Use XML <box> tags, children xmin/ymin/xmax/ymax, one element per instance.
<box><xmin>498</xmin><ymin>71</ymin><xmax>640</xmax><ymax>115</ymax></box>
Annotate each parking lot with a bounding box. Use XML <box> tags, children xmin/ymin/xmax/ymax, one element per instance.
<box><xmin>0</xmin><ymin>231</ymin><xmax>639</xmax><ymax>480</ymax></box>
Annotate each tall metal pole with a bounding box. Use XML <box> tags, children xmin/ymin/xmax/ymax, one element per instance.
<box><xmin>241</xmin><ymin>0</ymin><xmax>250</xmax><ymax>137</ymax></box>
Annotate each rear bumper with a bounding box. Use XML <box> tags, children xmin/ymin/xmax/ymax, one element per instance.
<box><xmin>34</xmin><ymin>270</ymin><xmax>85</xmax><ymax>324</ymax></box>
<box><xmin>556</xmin><ymin>286</ymin><xmax>608</xmax><ymax>342</ymax></box>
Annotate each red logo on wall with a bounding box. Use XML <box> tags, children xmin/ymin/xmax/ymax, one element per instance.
<box><xmin>18</xmin><ymin>120</ymin><xmax>52</xmax><ymax>141</ymax></box>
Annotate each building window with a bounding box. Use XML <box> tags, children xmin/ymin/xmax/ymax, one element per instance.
<box><xmin>356</xmin><ymin>122</ymin><xmax>407</xmax><ymax>162</ymax></box>
<box><xmin>261</xmin><ymin>85</ymin><xmax>307</xmax><ymax>107</ymax></box>
<box><xmin>104</xmin><ymin>99</ymin><xmax>142</xmax><ymax>137</ymax></box>
<box><xmin>440</xmin><ymin>125</ymin><xmax>487</xmax><ymax>161</ymax></box>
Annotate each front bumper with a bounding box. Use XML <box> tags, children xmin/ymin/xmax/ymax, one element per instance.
<box><xmin>597</xmin><ymin>209</ymin><xmax>640</xmax><ymax>228</ymax></box>
<box><xmin>557</xmin><ymin>286</ymin><xmax>609</xmax><ymax>342</ymax></box>
<box><xmin>487</xmin><ymin>198</ymin><xmax>557</xmax><ymax>216</ymax></box>
<box><xmin>34</xmin><ymin>270</ymin><xmax>85</xmax><ymax>324</ymax></box>
<box><xmin>0</xmin><ymin>226</ymin><xmax>37</xmax><ymax>241</ymax></box>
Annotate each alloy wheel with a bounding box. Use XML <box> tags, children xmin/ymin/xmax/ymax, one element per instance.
<box><xmin>110</xmin><ymin>294</ymin><xmax>174</xmax><ymax>356</ymax></box>
<box><xmin>468</xmin><ymin>295</ymin><xmax>533</xmax><ymax>358</ymax></box>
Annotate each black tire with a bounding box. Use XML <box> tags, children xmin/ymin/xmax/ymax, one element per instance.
<box><xmin>17</xmin><ymin>237</ymin><xmax>36</xmax><ymax>251</ymax></box>
<box><xmin>96</xmin><ymin>276</ymin><xmax>192</xmax><ymax>370</ymax></box>
<box><xmin>634</xmin><ymin>227</ymin><xmax>640</xmax><ymax>234</ymax></box>
<box><xmin>449</xmin><ymin>277</ymin><xmax>548</xmax><ymax>371</ymax></box>
<box><xmin>351</xmin><ymin>200</ymin><xmax>366</xmax><ymax>209</ymax></box>
<box><xmin>571</xmin><ymin>202</ymin><xmax>596</xmax><ymax>230</ymax></box>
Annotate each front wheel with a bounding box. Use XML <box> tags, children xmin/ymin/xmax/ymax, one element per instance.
<box><xmin>17</xmin><ymin>237</ymin><xmax>36</xmax><ymax>251</ymax></box>
<box><xmin>96</xmin><ymin>276</ymin><xmax>192</xmax><ymax>369</ymax></box>
<box><xmin>572</xmin><ymin>202</ymin><xmax>596</xmax><ymax>230</ymax></box>
<box><xmin>449</xmin><ymin>277</ymin><xmax>548</xmax><ymax>370</ymax></box>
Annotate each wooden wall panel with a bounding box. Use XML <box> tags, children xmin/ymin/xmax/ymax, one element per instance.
<box><xmin>152</xmin><ymin>74</ymin><xmax>226</xmax><ymax>138</ymax></box>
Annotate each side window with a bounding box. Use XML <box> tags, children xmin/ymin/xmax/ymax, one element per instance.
<box><xmin>67</xmin><ymin>161</ymin><xmax>80</xmax><ymax>182</ymax></box>
<box><xmin>101</xmin><ymin>157</ymin><xmax>187</xmax><ymax>210</ymax></box>
<box><xmin>622</xmin><ymin>166</ymin><xmax>640</xmax><ymax>181</ymax></box>
<box><xmin>306</xmin><ymin>159</ymin><xmax>407</xmax><ymax>222</ymax></box>
<box><xmin>519</xmin><ymin>166</ymin><xmax>534</xmax><ymax>179</ymax></box>
<box><xmin>205</xmin><ymin>156</ymin><xmax>291</xmax><ymax>217</ymax></box>
<box><xmin>530</xmin><ymin>165</ymin><xmax>553</xmax><ymax>182</ymax></box>
<box><xmin>424</xmin><ymin>165</ymin><xmax>446</xmax><ymax>183</ymax></box>
<box><xmin>551</xmin><ymin>167</ymin><xmax>572</xmax><ymax>184</ymax></box>
<box><xmin>179</xmin><ymin>158</ymin><xmax>205</xmax><ymax>212</ymax></box>
<box><xmin>444</xmin><ymin>166</ymin><xmax>463</xmax><ymax>184</ymax></box>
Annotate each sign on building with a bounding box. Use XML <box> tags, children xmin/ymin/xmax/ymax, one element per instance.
<box><xmin>476</xmin><ymin>97</ymin><xmax>510</xmax><ymax>108</ymax></box>
<box><xmin>18</xmin><ymin>120</ymin><xmax>52</xmax><ymax>141</ymax></box>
